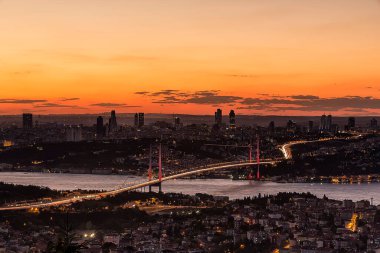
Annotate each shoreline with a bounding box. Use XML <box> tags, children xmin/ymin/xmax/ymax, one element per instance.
<box><xmin>2</xmin><ymin>170</ymin><xmax>380</xmax><ymax>185</ymax></box>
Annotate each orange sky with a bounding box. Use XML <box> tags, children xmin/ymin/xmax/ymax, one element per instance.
<box><xmin>1</xmin><ymin>0</ymin><xmax>380</xmax><ymax>115</ymax></box>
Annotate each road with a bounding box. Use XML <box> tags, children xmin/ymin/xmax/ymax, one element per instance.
<box><xmin>279</xmin><ymin>136</ymin><xmax>358</xmax><ymax>159</ymax></box>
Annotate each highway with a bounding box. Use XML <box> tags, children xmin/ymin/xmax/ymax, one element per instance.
<box><xmin>279</xmin><ymin>137</ymin><xmax>356</xmax><ymax>160</ymax></box>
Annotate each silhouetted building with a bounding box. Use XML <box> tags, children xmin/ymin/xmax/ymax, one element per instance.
<box><xmin>66</xmin><ymin>126</ymin><xmax>82</xmax><ymax>142</ymax></box>
<box><xmin>134</xmin><ymin>113</ymin><xmax>144</xmax><ymax>128</ymax></box>
<box><xmin>96</xmin><ymin>116</ymin><xmax>105</xmax><ymax>138</ymax></box>
<box><xmin>174</xmin><ymin>117</ymin><xmax>182</xmax><ymax>129</ymax></box>
<box><xmin>138</xmin><ymin>113</ymin><xmax>144</xmax><ymax>127</ymax></box>
<box><xmin>22</xmin><ymin>113</ymin><xmax>33</xmax><ymax>129</ymax></box>
<box><xmin>347</xmin><ymin>117</ymin><xmax>356</xmax><ymax>130</ymax></box>
<box><xmin>308</xmin><ymin>120</ymin><xmax>314</xmax><ymax>133</ymax></box>
<box><xmin>320</xmin><ymin>114</ymin><xmax>326</xmax><ymax>132</ymax></box>
<box><xmin>268</xmin><ymin>121</ymin><xmax>275</xmax><ymax>134</ymax></box>
<box><xmin>370</xmin><ymin>118</ymin><xmax>378</xmax><ymax>129</ymax></box>
<box><xmin>215</xmin><ymin>109</ymin><xmax>222</xmax><ymax>125</ymax></box>
<box><xmin>108</xmin><ymin>110</ymin><xmax>118</xmax><ymax>133</ymax></box>
<box><xmin>134</xmin><ymin>113</ymin><xmax>139</xmax><ymax>127</ymax></box>
<box><xmin>286</xmin><ymin>120</ymin><xmax>296</xmax><ymax>133</ymax></box>
<box><xmin>229</xmin><ymin>110</ymin><xmax>236</xmax><ymax>128</ymax></box>
<box><xmin>319</xmin><ymin>114</ymin><xmax>332</xmax><ymax>132</ymax></box>
<box><xmin>326</xmin><ymin>114</ymin><xmax>332</xmax><ymax>131</ymax></box>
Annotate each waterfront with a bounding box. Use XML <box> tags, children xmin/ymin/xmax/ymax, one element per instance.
<box><xmin>1</xmin><ymin>172</ymin><xmax>379</xmax><ymax>205</ymax></box>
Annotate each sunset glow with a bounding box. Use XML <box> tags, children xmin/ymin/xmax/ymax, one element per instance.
<box><xmin>1</xmin><ymin>0</ymin><xmax>380</xmax><ymax>115</ymax></box>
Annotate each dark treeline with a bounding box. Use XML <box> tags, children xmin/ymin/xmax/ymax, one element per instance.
<box><xmin>0</xmin><ymin>182</ymin><xmax>62</xmax><ymax>204</ymax></box>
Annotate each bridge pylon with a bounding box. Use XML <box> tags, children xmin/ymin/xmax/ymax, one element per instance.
<box><xmin>256</xmin><ymin>136</ymin><xmax>260</xmax><ymax>180</ymax></box>
<box><xmin>149</xmin><ymin>143</ymin><xmax>163</xmax><ymax>193</ymax></box>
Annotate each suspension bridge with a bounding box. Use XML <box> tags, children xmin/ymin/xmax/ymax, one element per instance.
<box><xmin>0</xmin><ymin>138</ymin><xmax>297</xmax><ymax>211</ymax></box>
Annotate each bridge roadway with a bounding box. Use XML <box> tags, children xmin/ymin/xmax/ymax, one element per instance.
<box><xmin>2</xmin><ymin>135</ymin><xmax>361</xmax><ymax>211</ymax></box>
<box><xmin>0</xmin><ymin>160</ymin><xmax>276</xmax><ymax>211</ymax></box>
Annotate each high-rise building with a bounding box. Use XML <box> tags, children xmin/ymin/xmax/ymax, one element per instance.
<box><xmin>308</xmin><ymin>121</ymin><xmax>314</xmax><ymax>133</ymax></box>
<box><xmin>326</xmin><ymin>115</ymin><xmax>332</xmax><ymax>131</ymax></box>
<box><xmin>22</xmin><ymin>113</ymin><xmax>33</xmax><ymax>129</ymax></box>
<box><xmin>138</xmin><ymin>113</ymin><xmax>145</xmax><ymax>127</ymax></box>
<box><xmin>370</xmin><ymin>118</ymin><xmax>378</xmax><ymax>129</ymax></box>
<box><xmin>286</xmin><ymin>120</ymin><xmax>296</xmax><ymax>133</ymax></box>
<box><xmin>174</xmin><ymin>117</ymin><xmax>182</xmax><ymax>129</ymax></box>
<box><xmin>134</xmin><ymin>112</ymin><xmax>145</xmax><ymax>128</ymax></box>
<box><xmin>319</xmin><ymin>114</ymin><xmax>326</xmax><ymax>132</ymax></box>
<box><xmin>96</xmin><ymin>116</ymin><xmax>104</xmax><ymax>138</ymax></box>
<box><xmin>319</xmin><ymin>114</ymin><xmax>332</xmax><ymax>132</ymax></box>
<box><xmin>268</xmin><ymin>121</ymin><xmax>275</xmax><ymax>134</ymax></box>
<box><xmin>66</xmin><ymin>126</ymin><xmax>83</xmax><ymax>142</ymax></box>
<box><xmin>348</xmin><ymin>117</ymin><xmax>356</xmax><ymax>130</ymax></box>
<box><xmin>229</xmin><ymin>110</ymin><xmax>236</xmax><ymax>128</ymax></box>
<box><xmin>215</xmin><ymin>109</ymin><xmax>222</xmax><ymax>125</ymax></box>
<box><xmin>134</xmin><ymin>113</ymin><xmax>139</xmax><ymax>127</ymax></box>
<box><xmin>108</xmin><ymin>110</ymin><xmax>118</xmax><ymax>133</ymax></box>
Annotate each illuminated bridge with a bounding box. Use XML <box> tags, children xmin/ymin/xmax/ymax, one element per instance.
<box><xmin>1</xmin><ymin>136</ymin><xmax>351</xmax><ymax>211</ymax></box>
<box><xmin>0</xmin><ymin>160</ymin><xmax>276</xmax><ymax>211</ymax></box>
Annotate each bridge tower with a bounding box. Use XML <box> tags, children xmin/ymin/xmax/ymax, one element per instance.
<box><xmin>248</xmin><ymin>144</ymin><xmax>252</xmax><ymax>162</ymax></box>
<box><xmin>158</xmin><ymin>143</ymin><xmax>163</xmax><ymax>192</ymax></box>
<box><xmin>247</xmin><ymin>143</ymin><xmax>253</xmax><ymax>180</ymax></box>
<box><xmin>149</xmin><ymin>144</ymin><xmax>163</xmax><ymax>193</ymax></box>
<box><xmin>256</xmin><ymin>136</ymin><xmax>260</xmax><ymax>180</ymax></box>
<box><xmin>148</xmin><ymin>144</ymin><xmax>153</xmax><ymax>181</ymax></box>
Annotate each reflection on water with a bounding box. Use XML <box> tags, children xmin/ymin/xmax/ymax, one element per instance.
<box><xmin>0</xmin><ymin>172</ymin><xmax>379</xmax><ymax>205</ymax></box>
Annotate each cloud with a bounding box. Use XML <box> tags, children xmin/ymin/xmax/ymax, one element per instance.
<box><xmin>183</xmin><ymin>94</ymin><xmax>242</xmax><ymax>104</ymax></box>
<box><xmin>135</xmin><ymin>91</ymin><xmax>150</xmax><ymax>95</ymax></box>
<box><xmin>34</xmin><ymin>103</ymin><xmax>84</xmax><ymax>109</ymax></box>
<box><xmin>0</xmin><ymin>99</ymin><xmax>47</xmax><ymax>104</ymax></box>
<box><xmin>240</xmin><ymin>95</ymin><xmax>380</xmax><ymax>112</ymax></box>
<box><xmin>288</xmin><ymin>95</ymin><xmax>320</xmax><ymax>100</ymax></box>
<box><xmin>60</xmin><ymin>97</ymin><xmax>80</xmax><ymax>101</ymax></box>
<box><xmin>150</xmin><ymin>90</ymin><xmax>180</xmax><ymax>96</ymax></box>
<box><xmin>135</xmin><ymin>89</ymin><xmax>380</xmax><ymax>113</ymax></box>
<box><xmin>142</xmin><ymin>90</ymin><xmax>242</xmax><ymax>105</ymax></box>
<box><xmin>91</xmin><ymin>103</ymin><xmax>141</xmax><ymax>108</ymax></box>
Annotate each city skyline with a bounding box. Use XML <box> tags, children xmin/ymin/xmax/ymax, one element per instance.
<box><xmin>1</xmin><ymin>0</ymin><xmax>380</xmax><ymax>115</ymax></box>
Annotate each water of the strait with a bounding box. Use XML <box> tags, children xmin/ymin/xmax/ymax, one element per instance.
<box><xmin>1</xmin><ymin>172</ymin><xmax>379</xmax><ymax>205</ymax></box>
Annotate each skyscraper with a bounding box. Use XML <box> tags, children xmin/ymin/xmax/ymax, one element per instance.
<box><xmin>370</xmin><ymin>118</ymin><xmax>378</xmax><ymax>129</ymax></box>
<box><xmin>134</xmin><ymin>112</ymin><xmax>145</xmax><ymax>128</ymax></box>
<box><xmin>308</xmin><ymin>121</ymin><xmax>314</xmax><ymax>133</ymax></box>
<box><xmin>108</xmin><ymin>110</ymin><xmax>118</xmax><ymax>133</ymax></box>
<box><xmin>96</xmin><ymin>116</ymin><xmax>104</xmax><ymax>138</ymax></box>
<box><xmin>134</xmin><ymin>113</ymin><xmax>139</xmax><ymax>127</ymax></box>
<box><xmin>174</xmin><ymin>116</ymin><xmax>182</xmax><ymax>129</ymax></box>
<box><xmin>326</xmin><ymin>115</ymin><xmax>332</xmax><ymax>131</ymax></box>
<box><xmin>286</xmin><ymin>120</ymin><xmax>296</xmax><ymax>133</ymax></box>
<box><xmin>138</xmin><ymin>113</ymin><xmax>145</xmax><ymax>127</ymax></box>
<box><xmin>229</xmin><ymin>110</ymin><xmax>236</xmax><ymax>128</ymax></box>
<box><xmin>348</xmin><ymin>117</ymin><xmax>356</xmax><ymax>130</ymax></box>
<box><xmin>22</xmin><ymin>113</ymin><xmax>33</xmax><ymax>129</ymax></box>
<box><xmin>319</xmin><ymin>114</ymin><xmax>326</xmax><ymax>132</ymax></box>
<box><xmin>215</xmin><ymin>109</ymin><xmax>222</xmax><ymax>125</ymax></box>
<box><xmin>268</xmin><ymin>121</ymin><xmax>275</xmax><ymax>134</ymax></box>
